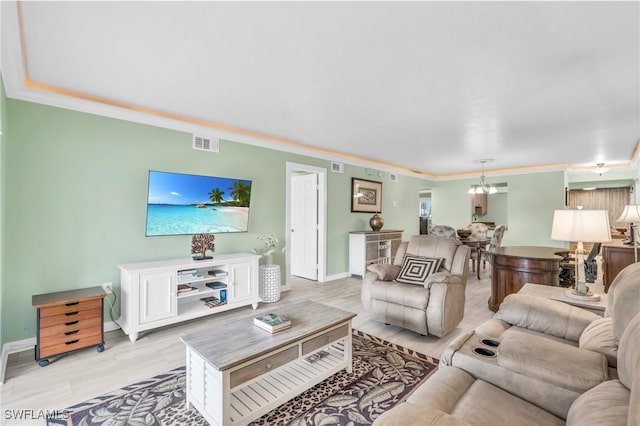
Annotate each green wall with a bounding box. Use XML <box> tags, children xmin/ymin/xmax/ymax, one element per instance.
<box><xmin>478</xmin><ymin>192</ymin><xmax>508</xmax><ymax>227</ymax></box>
<box><xmin>0</xmin><ymin>75</ymin><xmax>6</xmax><ymax>353</ymax></box>
<box><xmin>2</xmin><ymin>99</ymin><xmax>427</xmax><ymax>343</ymax></box>
<box><xmin>430</xmin><ymin>171</ymin><xmax>567</xmax><ymax>247</ymax></box>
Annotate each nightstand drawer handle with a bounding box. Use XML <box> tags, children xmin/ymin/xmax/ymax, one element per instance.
<box><xmin>65</xmin><ymin>311</ymin><xmax>79</xmax><ymax>316</ymax></box>
<box><xmin>64</xmin><ymin>330</ymin><xmax>79</xmax><ymax>336</ymax></box>
<box><xmin>65</xmin><ymin>339</ymin><xmax>79</xmax><ymax>345</ymax></box>
<box><xmin>65</xmin><ymin>302</ymin><xmax>80</xmax><ymax>307</ymax></box>
<box><xmin>65</xmin><ymin>320</ymin><xmax>79</xmax><ymax>326</ymax></box>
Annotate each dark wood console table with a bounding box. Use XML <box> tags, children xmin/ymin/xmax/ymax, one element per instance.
<box><xmin>488</xmin><ymin>246</ymin><xmax>566</xmax><ymax>312</ymax></box>
<box><xmin>602</xmin><ymin>241</ymin><xmax>639</xmax><ymax>293</ymax></box>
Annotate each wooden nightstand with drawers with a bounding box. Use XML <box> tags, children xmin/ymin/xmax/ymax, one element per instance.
<box><xmin>32</xmin><ymin>286</ymin><xmax>107</xmax><ymax>366</ymax></box>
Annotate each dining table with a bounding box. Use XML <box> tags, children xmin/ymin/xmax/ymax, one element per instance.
<box><xmin>458</xmin><ymin>237</ymin><xmax>491</xmax><ymax>279</ymax></box>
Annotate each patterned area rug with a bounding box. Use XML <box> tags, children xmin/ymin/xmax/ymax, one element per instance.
<box><xmin>47</xmin><ymin>330</ymin><xmax>438</xmax><ymax>426</ymax></box>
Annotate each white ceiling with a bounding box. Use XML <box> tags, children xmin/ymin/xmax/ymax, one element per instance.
<box><xmin>2</xmin><ymin>1</ymin><xmax>639</xmax><ymax>177</ymax></box>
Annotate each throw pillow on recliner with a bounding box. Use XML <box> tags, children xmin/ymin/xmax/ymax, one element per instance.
<box><xmin>395</xmin><ymin>254</ymin><xmax>443</xmax><ymax>284</ymax></box>
<box><xmin>366</xmin><ymin>263</ymin><xmax>401</xmax><ymax>281</ymax></box>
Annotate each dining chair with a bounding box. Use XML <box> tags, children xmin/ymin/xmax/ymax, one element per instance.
<box><xmin>467</xmin><ymin>223</ymin><xmax>489</xmax><ymax>272</ymax></box>
<box><xmin>429</xmin><ymin>225</ymin><xmax>457</xmax><ymax>239</ymax></box>
<box><xmin>482</xmin><ymin>224</ymin><xmax>506</xmax><ymax>268</ymax></box>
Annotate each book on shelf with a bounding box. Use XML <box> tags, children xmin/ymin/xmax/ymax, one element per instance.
<box><xmin>208</xmin><ymin>269</ymin><xmax>228</xmax><ymax>277</ymax></box>
<box><xmin>253</xmin><ymin>313</ymin><xmax>291</xmax><ymax>333</ymax></box>
<box><xmin>178</xmin><ymin>269</ymin><xmax>198</xmax><ymax>282</ymax></box>
<box><xmin>177</xmin><ymin>284</ymin><xmax>198</xmax><ymax>294</ymax></box>
<box><xmin>205</xmin><ymin>282</ymin><xmax>227</xmax><ymax>290</ymax></box>
<box><xmin>304</xmin><ymin>350</ymin><xmax>330</xmax><ymax>364</ymax></box>
<box><xmin>200</xmin><ymin>296</ymin><xmax>225</xmax><ymax>308</ymax></box>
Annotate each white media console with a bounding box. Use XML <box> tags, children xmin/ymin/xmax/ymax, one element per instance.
<box><xmin>118</xmin><ymin>253</ymin><xmax>260</xmax><ymax>342</ymax></box>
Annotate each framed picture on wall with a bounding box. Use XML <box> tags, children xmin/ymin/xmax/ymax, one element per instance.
<box><xmin>351</xmin><ymin>178</ymin><xmax>382</xmax><ymax>213</ymax></box>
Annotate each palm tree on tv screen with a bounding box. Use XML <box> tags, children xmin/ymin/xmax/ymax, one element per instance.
<box><xmin>229</xmin><ymin>180</ymin><xmax>251</xmax><ymax>207</ymax></box>
<box><xmin>208</xmin><ymin>188</ymin><xmax>224</xmax><ymax>205</ymax></box>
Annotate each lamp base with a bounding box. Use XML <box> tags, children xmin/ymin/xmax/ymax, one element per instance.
<box><xmin>565</xmin><ymin>289</ymin><xmax>601</xmax><ymax>301</ymax></box>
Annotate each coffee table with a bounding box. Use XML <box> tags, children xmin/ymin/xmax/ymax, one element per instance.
<box><xmin>180</xmin><ymin>301</ymin><xmax>356</xmax><ymax>425</ymax></box>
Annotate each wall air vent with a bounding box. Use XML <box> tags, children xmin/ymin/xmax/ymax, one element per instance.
<box><xmin>331</xmin><ymin>162</ymin><xmax>344</xmax><ymax>173</ymax></box>
<box><xmin>389</xmin><ymin>173</ymin><xmax>399</xmax><ymax>182</ymax></box>
<box><xmin>192</xmin><ymin>135</ymin><xmax>219</xmax><ymax>153</ymax></box>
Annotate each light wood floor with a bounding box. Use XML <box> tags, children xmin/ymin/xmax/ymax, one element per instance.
<box><xmin>3</xmin><ymin>262</ymin><xmax>591</xmax><ymax>424</ymax></box>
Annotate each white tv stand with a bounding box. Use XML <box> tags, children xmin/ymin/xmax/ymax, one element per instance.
<box><xmin>118</xmin><ymin>253</ymin><xmax>260</xmax><ymax>342</ymax></box>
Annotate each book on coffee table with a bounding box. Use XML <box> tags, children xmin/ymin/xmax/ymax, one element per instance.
<box><xmin>254</xmin><ymin>313</ymin><xmax>291</xmax><ymax>333</ymax></box>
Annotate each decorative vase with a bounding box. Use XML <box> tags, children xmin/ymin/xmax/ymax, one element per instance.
<box><xmin>263</xmin><ymin>253</ymin><xmax>273</xmax><ymax>265</ymax></box>
<box><xmin>369</xmin><ymin>213</ymin><xmax>384</xmax><ymax>232</ymax></box>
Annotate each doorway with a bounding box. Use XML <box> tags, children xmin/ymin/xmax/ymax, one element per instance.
<box><xmin>285</xmin><ymin>162</ymin><xmax>327</xmax><ymax>288</ymax></box>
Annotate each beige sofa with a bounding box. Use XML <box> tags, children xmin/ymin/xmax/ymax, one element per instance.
<box><xmin>474</xmin><ymin>262</ymin><xmax>640</xmax><ymax>369</ymax></box>
<box><xmin>374</xmin><ymin>262</ymin><xmax>640</xmax><ymax>425</ymax></box>
<box><xmin>374</xmin><ymin>311</ymin><xmax>640</xmax><ymax>425</ymax></box>
<box><xmin>361</xmin><ymin>235</ymin><xmax>471</xmax><ymax>337</ymax></box>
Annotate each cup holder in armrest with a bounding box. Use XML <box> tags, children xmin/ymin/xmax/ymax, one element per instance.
<box><xmin>473</xmin><ymin>347</ymin><xmax>496</xmax><ymax>357</ymax></box>
<box><xmin>481</xmin><ymin>339</ymin><xmax>500</xmax><ymax>347</ymax></box>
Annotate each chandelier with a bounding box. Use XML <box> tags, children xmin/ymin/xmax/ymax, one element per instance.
<box><xmin>468</xmin><ymin>159</ymin><xmax>497</xmax><ymax>194</ymax></box>
<box><xmin>592</xmin><ymin>163</ymin><xmax>609</xmax><ymax>175</ymax></box>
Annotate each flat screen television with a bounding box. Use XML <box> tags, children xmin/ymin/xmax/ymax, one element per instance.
<box><xmin>146</xmin><ymin>170</ymin><xmax>252</xmax><ymax>236</ymax></box>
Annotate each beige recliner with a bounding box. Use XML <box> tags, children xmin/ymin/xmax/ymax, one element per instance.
<box><xmin>361</xmin><ymin>235</ymin><xmax>471</xmax><ymax>337</ymax></box>
<box><xmin>373</xmin><ymin>310</ymin><xmax>640</xmax><ymax>426</ymax></box>
<box><xmin>430</xmin><ymin>262</ymin><xmax>640</xmax><ymax>419</ymax></box>
<box><xmin>373</xmin><ymin>262</ymin><xmax>640</xmax><ymax>425</ymax></box>
<box><xmin>475</xmin><ymin>261</ymin><xmax>640</xmax><ymax>368</ymax></box>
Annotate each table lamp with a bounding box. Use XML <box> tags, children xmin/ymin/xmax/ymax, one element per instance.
<box><xmin>616</xmin><ymin>204</ymin><xmax>640</xmax><ymax>263</ymax></box>
<box><xmin>551</xmin><ymin>209</ymin><xmax>611</xmax><ymax>301</ymax></box>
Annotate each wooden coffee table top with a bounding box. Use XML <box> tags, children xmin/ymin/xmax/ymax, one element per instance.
<box><xmin>180</xmin><ymin>301</ymin><xmax>356</xmax><ymax>371</ymax></box>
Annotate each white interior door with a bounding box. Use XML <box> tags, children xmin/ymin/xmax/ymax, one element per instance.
<box><xmin>291</xmin><ymin>173</ymin><xmax>318</xmax><ymax>280</ymax></box>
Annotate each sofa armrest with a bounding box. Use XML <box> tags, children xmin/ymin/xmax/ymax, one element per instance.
<box><xmin>497</xmin><ymin>294</ymin><xmax>600</xmax><ymax>342</ymax></box>
<box><xmin>424</xmin><ymin>272</ymin><xmax>463</xmax><ymax>288</ymax></box>
<box><xmin>440</xmin><ymin>331</ymin><xmax>475</xmax><ymax>366</ymax></box>
<box><xmin>366</xmin><ymin>264</ymin><xmax>401</xmax><ymax>281</ymax></box>
<box><xmin>426</xmin><ymin>280</ymin><xmax>466</xmax><ymax>337</ymax></box>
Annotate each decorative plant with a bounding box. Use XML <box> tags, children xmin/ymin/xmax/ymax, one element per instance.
<box><xmin>252</xmin><ymin>233</ymin><xmax>280</xmax><ymax>257</ymax></box>
<box><xmin>191</xmin><ymin>233</ymin><xmax>215</xmax><ymax>259</ymax></box>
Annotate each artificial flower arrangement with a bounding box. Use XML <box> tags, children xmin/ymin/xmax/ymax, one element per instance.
<box><xmin>253</xmin><ymin>233</ymin><xmax>281</xmax><ymax>263</ymax></box>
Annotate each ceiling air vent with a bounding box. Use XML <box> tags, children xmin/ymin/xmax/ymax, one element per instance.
<box><xmin>193</xmin><ymin>135</ymin><xmax>219</xmax><ymax>153</ymax></box>
<box><xmin>331</xmin><ymin>162</ymin><xmax>344</xmax><ymax>173</ymax></box>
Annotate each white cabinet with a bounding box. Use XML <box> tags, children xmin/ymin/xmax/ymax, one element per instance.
<box><xmin>229</xmin><ymin>261</ymin><xmax>252</xmax><ymax>303</ymax></box>
<box><xmin>139</xmin><ymin>271</ymin><xmax>176</xmax><ymax>324</ymax></box>
<box><xmin>118</xmin><ymin>253</ymin><xmax>260</xmax><ymax>342</ymax></box>
<box><xmin>349</xmin><ymin>230</ymin><xmax>403</xmax><ymax>277</ymax></box>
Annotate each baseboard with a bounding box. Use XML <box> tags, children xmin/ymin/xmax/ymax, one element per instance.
<box><xmin>0</xmin><ymin>320</ymin><xmax>121</xmax><ymax>384</ymax></box>
<box><xmin>104</xmin><ymin>319</ymin><xmax>120</xmax><ymax>333</ymax></box>
<box><xmin>323</xmin><ymin>272</ymin><xmax>351</xmax><ymax>282</ymax></box>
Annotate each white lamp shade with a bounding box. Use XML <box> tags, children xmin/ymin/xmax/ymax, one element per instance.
<box><xmin>616</xmin><ymin>205</ymin><xmax>640</xmax><ymax>224</ymax></box>
<box><xmin>550</xmin><ymin>209</ymin><xmax>612</xmax><ymax>242</ymax></box>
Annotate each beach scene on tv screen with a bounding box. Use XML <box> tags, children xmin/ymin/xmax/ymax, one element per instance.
<box><xmin>146</xmin><ymin>171</ymin><xmax>251</xmax><ymax>236</ymax></box>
